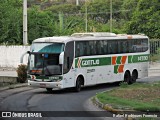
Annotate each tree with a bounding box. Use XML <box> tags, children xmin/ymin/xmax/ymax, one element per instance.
<box><xmin>125</xmin><ymin>0</ymin><xmax>160</xmax><ymax>38</ymax></box>
<box><xmin>121</xmin><ymin>0</ymin><xmax>139</xmax><ymax>20</ymax></box>
<box><xmin>28</xmin><ymin>6</ymin><xmax>56</xmax><ymax>44</ymax></box>
<box><xmin>0</xmin><ymin>0</ymin><xmax>23</xmax><ymax>44</ymax></box>
<box><xmin>46</xmin><ymin>3</ymin><xmax>80</xmax><ymax>14</ymax></box>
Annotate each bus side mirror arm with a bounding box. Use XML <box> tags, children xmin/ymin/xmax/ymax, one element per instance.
<box><xmin>20</xmin><ymin>51</ymin><xmax>30</xmax><ymax>63</ymax></box>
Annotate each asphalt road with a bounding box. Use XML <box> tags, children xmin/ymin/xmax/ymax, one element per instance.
<box><xmin>0</xmin><ymin>76</ymin><xmax>160</xmax><ymax>120</ymax></box>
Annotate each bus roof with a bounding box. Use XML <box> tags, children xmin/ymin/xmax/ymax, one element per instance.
<box><xmin>32</xmin><ymin>32</ymin><xmax>149</xmax><ymax>43</ymax></box>
<box><xmin>33</xmin><ymin>36</ymin><xmax>71</xmax><ymax>43</ymax></box>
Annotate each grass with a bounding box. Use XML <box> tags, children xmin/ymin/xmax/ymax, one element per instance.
<box><xmin>96</xmin><ymin>81</ymin><xmax>160</xmax><ymax>112</ymax></box>
<box><xmin>150</xmin><ymin>54</ymin><xmax>160</xmax><ymax>62</ymax></box>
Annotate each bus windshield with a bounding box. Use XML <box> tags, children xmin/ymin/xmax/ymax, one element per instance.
<box><xmin>31</xmin><ymin>43</ymin><xmax>64</xmax><ymax>53</ymax></box>
<box><xmin>29</xmin><ymin>43</ymin><xmax>64</xmax><ymax>76</ymax></box>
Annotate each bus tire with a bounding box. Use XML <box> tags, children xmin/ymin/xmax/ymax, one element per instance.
<box><xmin>131</xmin><ymin>70</ymin><xmax>138</xmax><ymax>84</ymax></box>
<box><xmin>46</xmin><ymin>88</ymin><xmax>53</xmax><ymax>92</ymax></box>
<box><xmin>75</xmin><ymin>77</ymin><xmax>82</xmax><ymax>92</ymax></box>
<box><xmin>124</xmin><ymin>71</ymin><xmax>131</xmax><ymax>84</ymax></box>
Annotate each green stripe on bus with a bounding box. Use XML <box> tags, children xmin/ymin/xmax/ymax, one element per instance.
<box><xmin>75</xmin><ymin>57</ymin><xmax>111</xmax><ymax>68</ymax></box>
<box><xmin>128</xmin><ymin>54</ymin><xmax>149</xmax><ymax>63</ymax></box>
<box><xmin>128</xmin><ymin>56</ymin><xmax>133</xmax><ymax>63</ymax></box>
<box><xmin>116</xmin><ymin>56</ymin><xmax>122</xmax><ymax>64</ymax></box>
<box><xmin>114</xmin><ymin>65</ymin><xmax>119</xmax><ymax>74</ymax></box>
<box><xmin>36</xmin><ymin>76</ymin><xmax>49</xmax><ymax>79</ymax></box>
<box><xmin>75</xmin><ymin>54</ymin><xmax>149</xmax><ymax>68</ymax></box>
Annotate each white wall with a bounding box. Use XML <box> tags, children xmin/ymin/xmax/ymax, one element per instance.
<box><xmin>0</xmin><ymin>46</ymin><xmax>30</xmax><ymax>68</ymax></box>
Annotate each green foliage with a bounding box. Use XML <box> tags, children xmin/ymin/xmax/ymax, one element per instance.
<box><xmin>150</xmin><ymin>47</ymin><xmax>160</xmax><ymax>62</ymax></box>
<box><xmin>16</xmin><ymin>64</ymin><xmax>27</xmax><ymax>83</ymax></box>
<box><xmin>156</xmin><ymin>47</ymin><xmax>160</xmax><ymax>55</ymax></box>
<box><xmin>46</xmin><ymin>4</ymin><xmax>79</xmax><ymax>14</ymax></box>
<box><xmin>0</xmin><ymin>0</ymin><xmax>23</xmax><ymax>45</ymax></box>
<box><xmin>125</xmin><ymin>0</ymin><xmax>160</xmax><ymax>38</ymax></box>
<box><xmin>28</xmin><ymin>6</ymin><xmax>56</xmax><ymax>44</ymax></box>
<box><xmin>121</xmin><ymin>0</ymin><xmax>139</xmax><ymax>20</ymax></box>
<box><xmin>0</xmin><ymin>0</ymin><xmax>159</xmax><ymax>45</ymax></box>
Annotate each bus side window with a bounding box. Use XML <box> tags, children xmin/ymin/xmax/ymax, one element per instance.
<box><xmin>97</xmin><ymin>41</ymin><xmax>102</xmax><ymax>55</ymax></box>
<box><xmin>141</xmin><ymin>39</ymin><xmax>148</xmax><ymax>51</ymax></box>
<box><xmin>79</xmin><ymin>42</ymin><xmax>83</xmax><ymax>56</ymax></box>
<box><xmin>108</xmin><ymin>41</ymin><xmax>112</xmax><ymax>54</ymax></box>
<box><xmin>133</xmin><ymin>39</ymin><xmax>145</xmax><ymax>52</ymax></box>
<box><xmin>103</xmin><ymin>41</ymin><xmax>108</xmax><ymax>54</ymax></box>
<box><xmin>122</xmin><ymin>41</ymin><xmax>128</xmax><ymax>53</ymax></box>
<box><xmin>93</xmin><ymin>41</ymin><xmax>97</xmax><ymax>55</ymax></box>
<box><xmin>132</xmin><ymin>39</ymin><xmax>138</xmax><ymax>52</ymax></box>
<box><xmin>89</xmin><ymin>41</ymin><xmax>94</xmax><ymax>55</ymax></box>
<box><xmin>75</xmin><ymin>42</ymin><xmax>80</xmax><ymax>57</ymax></box>
<box><xmin>114</xmin><ymin>41</ymin><xmax>118</xmax><ymax>54</ymax></box>
<box><xmin>96</xmin><ymin>41</ymin><xmax>99</xmax><ymax>55</ymax></box>
<box><xmin>86</xmin><ymin>41</ymin><xmax>90</xmax><ymax>56</ymax></box>
<box><xmin>118</xmin><ymin>41</ymin><xmax>123</xmax><ymax>53</ymax></box>
<box><xmin>128</xmin><ymin>40</ymin><xmax>133</xmax><ymax>53</ymax></box>
<box><xmin>83</xmin><ymin>41</ymin><xmax>87</xmax><ymax>56</ymax></box>
<box><xmin>108</xmin><ymin>41</ymin><xmax>117</xmax><ymax>54</ymax></box>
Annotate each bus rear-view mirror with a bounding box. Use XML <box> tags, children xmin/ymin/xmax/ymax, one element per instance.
<box><xmin>59</xmin><ymin>52</ymin><xmax>64</xmax><ymax>65</ymax></box>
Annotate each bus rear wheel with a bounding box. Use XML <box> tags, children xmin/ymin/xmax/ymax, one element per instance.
<box><xmin>124</xmin><ymin>71</ymin><xmax>131</xmax><ymax>84</ymax></box>
<box><xmin>131</xmin><ymin>70</ymin><xmax>138</xmax><ymax>84</ymax></box>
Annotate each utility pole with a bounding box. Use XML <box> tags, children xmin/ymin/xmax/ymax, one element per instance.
<box><xmin>85</xmin><ymin>0</ymin><xmax>88</xmax><ymax>32</ymax></box>
<box><xmin>110</xmin><ymin>0</ymin><xmax>112</xmax><ymax>33</ymax></box>
<box><xmin>76</xmin><ymin>0</ymin><xmax>79</xmax><ymax>6</ymax></box>
<box><xmin>23</xmin><ymin>0</ymin><xmax>28</xmax><ymax>45</ymax></box>
<box><xmin>59</xmin><ymin>12</ymin><xmax>64</xmax><ymax>34</ymax></box>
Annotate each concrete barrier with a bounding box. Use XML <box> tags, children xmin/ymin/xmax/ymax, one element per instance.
<box><xmin>0</xmin><ymin>76</ymin><xmax>17</xmax><ymax>86</ymax></box>
<box><xmin>0</xmin><ymin>71</ymin><xmax>18</xmax><ymax>86</ymax></box>
<box><xmin>0</xmin><ymin>45</ymin><xmax>30</xmax><ymax>68</ymax></box>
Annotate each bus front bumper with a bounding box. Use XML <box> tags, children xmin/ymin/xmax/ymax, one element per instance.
<box><xmin>28</xmin><ymin>80</ymin><xmax>63</xmax><ymax>89</ymax></box>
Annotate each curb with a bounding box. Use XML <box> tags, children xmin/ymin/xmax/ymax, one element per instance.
<box><xmin>92</xmin><ymin>96</ymin><xmax>122</xmax><ymax>114</ymax></box>
<box><xmin>92</xmin><ymin>96</ymin><xmax>136</xmax><ymax>120</ymax></box>
<box><xmin>0</xmin><ymin>83</ymin><xmax>28</xmax><ymax>92</ymax></box>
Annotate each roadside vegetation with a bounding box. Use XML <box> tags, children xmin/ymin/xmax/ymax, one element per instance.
<box><xmin>0</xmin><ymin>0</ymin><xmax>159</xmax><ymax>45</ymax></box>
<box><xmin>96</xmin><ymin>82</ymin><xmax>160</xmax><ymax>112</ymax></box>
<box><xmin>16</xmin><ymin>64</ymin><xmax>27</xmax><ymax>83</ymax></box>
<box><xmin>150</xmin><ymin>48</ymin><xmax>160</xmax><ymax>62</ymax></box>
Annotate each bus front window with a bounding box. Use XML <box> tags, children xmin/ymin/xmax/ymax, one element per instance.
<box><xmin>29</xmin><ymin>43</ymin><xmax>64</xmax><ymax>76</ymax></box>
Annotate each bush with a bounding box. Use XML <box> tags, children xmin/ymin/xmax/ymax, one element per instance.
<box><xmin>16</xmin><ymin>64</ymin><xmax>27</xmax><ymax>83</ymax></box>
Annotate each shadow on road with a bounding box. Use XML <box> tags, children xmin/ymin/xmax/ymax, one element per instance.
<box><xmin>33</xmin><ymin>82</ymin><xmax>120</xmax><ymax>94</ymax></box>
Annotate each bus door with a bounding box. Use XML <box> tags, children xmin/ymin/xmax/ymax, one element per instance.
<box><xmin>63</xmin><ymin>67</ymin><xmax>75</xmax><ymax>88</ymax></box>
<box><xmin>63</xmin><ymin>41</ymin><xmax>75</xmax><ymax>88</ymax></box>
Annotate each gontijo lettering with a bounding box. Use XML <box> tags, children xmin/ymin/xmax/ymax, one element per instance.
<box><xmin>82</xmin><ymin>59</ymin><xmax>99</xmax><ymax>66</ymax></box>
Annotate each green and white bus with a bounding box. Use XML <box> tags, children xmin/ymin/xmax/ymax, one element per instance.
<box><xmin>27</xmin><ymin>32</ymin><xmax>149</xmax><ymax>92</ymax></box>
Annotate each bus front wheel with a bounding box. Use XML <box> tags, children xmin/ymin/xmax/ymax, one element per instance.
<box><xmin>75</xmin><ymin>77</ymin><xmax>82</xmax><ymax>92</ymax></box>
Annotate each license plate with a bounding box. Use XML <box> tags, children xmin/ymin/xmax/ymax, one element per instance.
<box><xmin>40</xmin><ymin>83</ymin><xmax>46</xmax><ymax>88</ymax></box>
